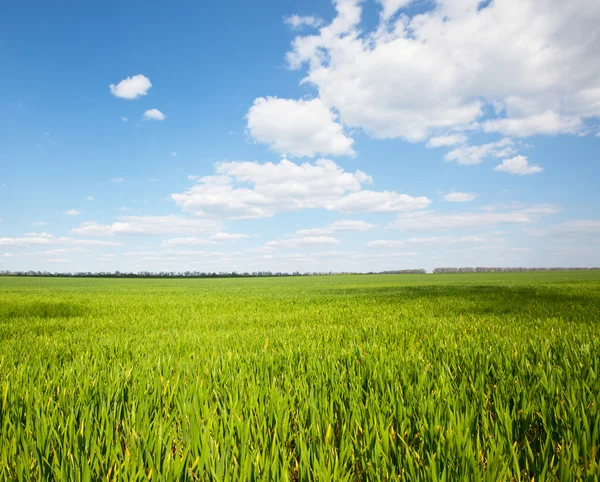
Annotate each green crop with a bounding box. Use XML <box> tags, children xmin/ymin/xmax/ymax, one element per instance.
<box><xmin>1</xmin><ymin>272</ymin><xmax>599</xmax><ymax>480</ymax></box>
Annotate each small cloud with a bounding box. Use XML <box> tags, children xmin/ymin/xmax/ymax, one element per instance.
<box><xmin>64</xmin><ymin>209</ymin><xmax>80</xmax><ymax>216</ymax></box>
<box><xmin>426</xmin><ymin>134</ymin><xmax>467</xmax><ymax>148</ymax></box>
<box><xmin>120</xmin><ymin>117</ymin><xmax>128</xmax><ymax>122</ymax></box>
<box><xmin>109</xmin><ymin>74</ymin><xmax>152</xmax><ymax>100</ymax></box>
<box><xmin>494</xmin><ymin>155</ymin><xmax>544</xmax><ymax>175</ymax></box>
<box><xmin>111</xmin><ymin>177</ymin><xmax>125</xmax><ymax>183</ymax></box>
<box><xmin>86</xmin><ymin>196</ymin><xmax>94</xmax><ymax>201</ymax></box>
<box><xmin>149</xmin><ymin>178</ymin><xmax>159</xmax><ymax>183</ymax></box>
<box><xmin>442</xmin><ymin>192</ymin><xmax>478</xmax><ymax>202</ymax></box>
<box><xmin>172</xmin><ymin>152</ymin><xmax>177</xmax><ymax>157</ymax></box>
<box><xmin>0</xmin><ymin>183</ymin><xmax>6</xmax><ymax>188</ymax></box>
<box><xmin>33</xmin><ymin>221</ymin><xmax>47</xmax><ymax>226</ymax></box>
<box><xmin>284</xmin><ymin>15</ymin><xmax>323</xmax><ymax>29</ymax></box>
<box><xmin>118</xmin><ymin>207</ymin><xmax>130</xmax><ymax>212</ymax></box>
<box><xmin>143</xmin><ymin>109</ymin><xmax>165</xmax><ymax>121</ymax></box>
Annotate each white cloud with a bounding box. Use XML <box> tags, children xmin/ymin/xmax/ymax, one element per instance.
<box><xmin>210</xmin><ymin>232</ymin><xmax>257</xmax><ymax>242</ymax></box>
<box><xmin>172</xmin><ymin>152</ymin><xmax>177</xmax><ymax>157</ymax></box>
<box><xmin>86</xmin><ymin>196</ymin><xmax>94</xmax><ymax>201</ymax></box>
<box><xmin>0</xmin><ymin>235</ymin><xmax>121</xmax><ymax>248</ymax></box>
<box><xmin>388</xmin><ymin>205</ymin><xmax>557</xmax><ymax>231</ymax></box>
<box><xmin>71</xmin><ymin>216</ymin><xmax>220</xmax><ymax>236</ymax></box>
<box><xmin>121</xmin><ymin>117</ymin><xmax>128</xmax><ymax>122</ymax></box>
<box><xmin>527</xmin><ymin>220</ymin><xmax>600</xmax><ymax>238</ymax></box>
<box><xmin>378</xmin><ymin>0</ymin><xmax>412</xmax><ymax>21</ymax></box>
<box><xmin>295</xmin><ymin>220</ymin><xmax>377</xmax><ymax>236</ymax></box>
<box><xmin>111</xmin><ymin>177</ymin><xmax>124</xmax><ymax>183</ymax></box>
<box><xmin>266</xmin><ymin>236</ymin><xmax>340</xmax><ymax>248</ymax></box>
<box><xmin>246</xmin><ymin>97</ymin><xmax>354</xmax><ymax>158</ymax></box>
<box><xmin>284</xmin><ymin>15</ymin><xmax>323</xmax><ymax>29</ymax></box>
<box><xmin>285</xmin><ymin>0</ymin><xmax>600</xmax><ymax>141</ymax></box>
<box><xmin>33</xmin><ymin>221</ymin><xmax>46</xmax><ymax>226</ymax></box>
<box><xmin>493</xmin><ymin>155</ymin><xmax>544</xmax><ymax>175</ymax></box>
<box><xmin>109</xmin><ymin>74</ymin><xmax>152</xmax><ymax>100</ymax></box>
<box><xmin>162</xmin><ymin>232</ymin><xmax>257</xmax><ymax>247</ymax></box>
<box><xmin>482</xmin><ymin>111</ymin><xmax>583</xmax><ymax>137</ymax></box>
<box><xmin>442</xmin><ymin>192</ymin><xmax>477</xmax><ymax>202</ymax></box>
<box><xmin>426</xmin><ymin>134</ymin><xmax>468</xmax><ymax>148</ymax></box>
<box><xmin>143</xmin><ymin>109</ymin><xmax>166</xmax><ymax>121</ymax></box>
<box><xmin>367</xmin><ymin>236</ymin><xmax>487</xmax><ymax>249</ymax></box>
<box><xmin>64</xmin><ymin>209</ymin><xmax>80</xmax><ymax>216</ymax></box>
<box><xmin>172</xmin><ymin>158</ymin><xmax>429</xmax><ymax>219</ymax></box>
<box><xmin>445</xmin><ymin>139</ymin><xmax>515</xmax><ymax>165</ymax></box>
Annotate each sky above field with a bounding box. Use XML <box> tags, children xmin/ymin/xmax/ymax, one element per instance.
<box><xmin>1</xmin><ymin>0</ymin><xmax>599</xmax><ymax>273</ymax></box>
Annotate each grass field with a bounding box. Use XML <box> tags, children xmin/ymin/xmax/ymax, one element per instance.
<box><xmin>1</xmin><ymin>272</ymin><xmax>599</xmax><ymax>481</ymax></box>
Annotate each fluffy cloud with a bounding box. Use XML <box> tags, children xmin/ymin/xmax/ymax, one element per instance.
<box><xmin>266</xmin><ymin>236</ymin><xmax>340</xmax><ymax>248</ymax></box>
<box><xmin>493</xmin><ymin>155</ymin><xmax>544</xmax><ymax>175</ymax></box>
<box><xmin>173</xmin><ymin>159</ymin><xmax>429</xmax><ymax>219</ymax></box>
<box><xmin>143</xmin><ymin>109</ymin><xmax>166</xmax><ymax>121</ymax></box>
<box><xmin>295</xmin><ymin>220</ymin><xmax>377</xmax><ymax>236</ymax></box>
<box><xmin>426</xmin><ymin>134</ymin><xmax>468</xmax><ymax>148</ymax></box>
<box><xmin>162</xmin><ymin>233</ymin><xmax>257</xmax><ymax>247</ymax></box>
<box><xmin>482</xmin><ymin>111</ymin><xmax>583</xmax><ymax>137</ymax></box>
<box><xmin>442</xmin><ymin>192</ymin><xmax>477</xmax><ymax>202</ymax></box>
<box><xmin>64</xmin><ymin>209</ymin><xmax>80</xmax><ymax>216</ymax></box>
<box><xmin>388</xmin><ymin>205</ymin><xmax>558</xmax><ymax>231</ymax></box>
<box><xmin>111</xmin><ymin>177</ymin><xmax>124</xmax><ymax>183</ymax></box>
<box><xmin>367</xmin><ymin>236</ymin><xmax>486</xmax><ymax>248</ymax></box>
<box><xmin>445</xmin><ymin>139</ymin><xmax>515</xmax><ymax>165</ymax></box>
<box><xmin>246</xmin><ymin>97</ymin><xmax>354</xmax><ymax>157</ymax></box>
<box><xmin>71</xmin><ymin>216</ymin><xmax>220</xmax><ymax>236</ymax></box>
<box><xmin>109</xmin><ymin>74</ymin><xmax>152</xmax><ymax>99</ymax></box>
<box><xmin>285</xmin><ymin>0</ymin><xmax>600</xmax><ymax>142</ymax></box>
<box><xmin>0</xmin><ymin>235</ymin><xmax>121</xmax><ymax>248</ymax></box>
<box><xmin>284</xmin><ymin>15</ymin><xmax>323</xmax><ymax>29</ymax></box>
<box><xmin>527</xmin><ymin>220</ymin><xmax>600</xmax><ymax>238</ymax></box>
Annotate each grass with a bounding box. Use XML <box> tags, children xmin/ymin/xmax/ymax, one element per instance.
<box><xmin>0</xmin><ymin>272</ymin><xmax>599</xmax><ymax>480</ymax></box>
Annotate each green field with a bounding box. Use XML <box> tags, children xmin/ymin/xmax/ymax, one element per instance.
<box><xmin>1</xmin><ymin>272</ymin><xmax>599</xmax><ymax>480</ymax></box>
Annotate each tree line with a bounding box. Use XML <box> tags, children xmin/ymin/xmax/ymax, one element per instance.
<box><xmin>1</xmin><ymin>267</ymin><xmax>598</xmax><ymax>278</ymax></box>
<box><xmin>433</xmin><ymin>267</ymin><xmax>600</xmax><ymax>273</ymax></box>
<box><xmin>0</xmin><ymin>269</ymin><xmax>426</xmax><ymax>278</ymax></box>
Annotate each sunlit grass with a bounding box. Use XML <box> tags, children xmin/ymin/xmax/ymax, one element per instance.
<box><xmin>1</xmin><ymin>272</ymin><xmax>599</xmax><ymax>480</ymax></box>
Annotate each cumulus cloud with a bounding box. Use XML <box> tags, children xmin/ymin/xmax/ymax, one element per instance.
<box><xmin>266</xmin><ymin>236</ymin><xmax>341</xmax><ymax>248</ymax></box>
<box><xmin>143</xmin><ymin>109</ymin><xmax>166</xmax><ymax>121</ymax></box>
<box><xmin>445</xmin><ymin>139</ymin><xmax>515</xmax><ymax>165</ymax></box>
<box><xmin>387</xmin><ymin>204</ymin><xmax>558</xmax><ymax>231</ymax></box>
<box><xmin>64</xmin><ymin>209</ymin><xmax>80</xmax><ymax>216</ymax></box>
<box><xmin>173</xmin><ymin>159</ymin><xmax>429</xmax><ymax>219</ymax></box>
<box><xmin>367</xmin><ymin>236</ymin><xmax>487</xmax><ymax>249</ymax></box>
<box><xmin>86</xmin><ymin>196</ymin><xmax>94</xmax><ymax>201</ymax></box>
<box><xmin>162</xmin><ymin>233</ymin><xmax>257</xmax><ymax>247</ymax></box>
<box><xmin>493</xmin><ymin>155</ymin><xmax>544</xmax><ymax>175</ymax></box>
<box><xmin>426</xmin><ymin>134</ymin><xmax>468</xmax><ymax>148</ymax></box>
<box><xmin>246</xmin><ymin>97</ymin><xmax>354</xmax><ymax>158</ymax></box>
<box><xmin>284</xmin><ymin>15</ymin><xmax>323</xmax><ymax>29</ymax></box>
<box><xmin>442</xmin><ymin>192</ymin><xmax>477</xmax><ymax>202</ymax></box>
<box><xmin>71</xmin><ymin>216</ymin><xmax>221</xmax><ymax>236</ymax></box>
<box><xmin>295</xmin><ymin>220</ymin><xmax>377</xmax><ymax>236</ymax></box>
<box><xmin>285</xmin><ymin>0</ymin><xmax>600</xmax><ymax>142</ymax></box>
<box><xmin>527</xmin><ymin>220</ymin><xmax>600</xmax><ymax>238</ymax></box>
<box><xmin>109</xmin><ymin>74</ymin><xmax>152</xmax><ymax>99</ymax></box>
<box><xmin>0</xmin><ymin>235</ymin><xmax>121</xmax><ymax>248</ymax></box>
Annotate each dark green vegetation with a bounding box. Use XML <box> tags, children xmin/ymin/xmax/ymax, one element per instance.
<box><xmin>1</xmin><ymin>272</ymin><xmax>599</xmax><ymax>480</ymax></box>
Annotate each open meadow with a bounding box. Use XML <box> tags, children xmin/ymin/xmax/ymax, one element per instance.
<box><xmin>1</xmin><ymin>272</ymin><xmax>599</xmax><ymax>480</ymax></box>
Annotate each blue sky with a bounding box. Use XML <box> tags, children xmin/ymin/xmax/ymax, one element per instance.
<box><xmin>1</xmin><ymin>0</ymin><xmax>599</xmax><ymax>273</ymax></box>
